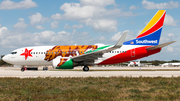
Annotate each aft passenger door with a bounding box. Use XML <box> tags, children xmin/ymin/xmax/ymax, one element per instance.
<box><xmin>131</xmin><ymin>48</ymin><xmax>135</xmax><ymax>57</ymax></box>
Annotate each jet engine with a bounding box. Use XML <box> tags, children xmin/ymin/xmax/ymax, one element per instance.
<box><xmin>52</xmin><ymin>57</ymin><xmax>74</xmax><ymax>69</ymax></box>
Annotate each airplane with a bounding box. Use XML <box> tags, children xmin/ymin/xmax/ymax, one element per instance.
<box><xmin>126</xmin><ymin>59</ymin><xmax>152</xmax><ymax>67</ymax></box>
<box><xmin>128</xmin><ymin>59</ymin><xmax>141</xmax><ymax>67</ymax></box>
<box><xmin>161</xmin><ymin>63</ymin><xmax>180</xmax><ymax>67</ymax></box>
<box><xmin>2</xmin><ymin>10</ymin><xmax>176</xmax><ymax>72</ymax></box>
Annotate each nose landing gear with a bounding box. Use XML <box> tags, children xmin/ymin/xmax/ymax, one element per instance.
<box><xmin>21</xmin><ymin>66</ymin><xmax>27</xmax><ymax>72</ymax></box>
<box><xmin>21</xmin><ymin>67</ymin><xmax>25</xmax><ymax>72</ymax></box>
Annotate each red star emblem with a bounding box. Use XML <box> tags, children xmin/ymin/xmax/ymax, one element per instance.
<box><xmin>20</xmin><ymin>48</ymin><xmax>33</xmax><ymax>60</ymax></box>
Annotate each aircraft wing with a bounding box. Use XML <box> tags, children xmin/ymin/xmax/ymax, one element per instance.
<box><xmin>71</xmin><ymin>31</ymin><xmax>128</xmax><ymax>63</ymax></box>
<box><xmin>146</xmin><ymin>41</ymin><xmax>176</xmax><ymax>50</ymax></box>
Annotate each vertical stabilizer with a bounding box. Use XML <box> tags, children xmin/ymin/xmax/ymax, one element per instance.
<box><xmin>123</xmin><ymin>10</ymin><xmax>166</xmax><ymax>46</ymax></box>
<box><xmin>136</xmin><ymin>10</ymin><xmax>166</xmax><ymax>38</ymax></box>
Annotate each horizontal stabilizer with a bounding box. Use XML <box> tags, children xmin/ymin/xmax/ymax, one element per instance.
<box><xmin>146</xmin><ymin>41</ymin><xmax>176</xmax><ymax>50</ymax></box>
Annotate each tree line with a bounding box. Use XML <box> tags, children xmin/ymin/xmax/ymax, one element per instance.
<box><xmin>140</xmin><ymin>60</ymin><xmax>180</xmax><ymax>66</ymax></box>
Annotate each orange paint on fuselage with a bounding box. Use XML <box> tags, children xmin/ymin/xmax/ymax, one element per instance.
<box><xmin>44</xmin><ymin>45</ymin><xmax>98</xmax><ymax>66</ymax></box>
<box><xmin>58</xmin><ymin>58</ymin><xmax>68</xmax><ymax>67</ymax></box>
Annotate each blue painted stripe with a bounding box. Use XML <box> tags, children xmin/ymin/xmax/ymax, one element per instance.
<box><xmin>123</xmin><ymin>28</ymin><xmax>162</xmax><ymax>46</ymax></box>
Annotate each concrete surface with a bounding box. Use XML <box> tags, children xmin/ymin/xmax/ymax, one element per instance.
<box><xmin>0</xmin><ymin>66</ymin><xmax>180</xmax><ymax>78</ymax></box>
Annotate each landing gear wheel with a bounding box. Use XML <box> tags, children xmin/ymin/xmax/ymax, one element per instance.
<box><xmin>21</xmin><ymin>67</ymin><xmax>25</xmax><ymax>72</ymax></box>
<box><xmin>83</xmin><ymin>66</ymin><xmax>89</xmax><ymax>72</ymax></box>
<box><xmin>43</xmin><ymin>67</ymin><xmax>48</xmax><ymax>71</ymax></box>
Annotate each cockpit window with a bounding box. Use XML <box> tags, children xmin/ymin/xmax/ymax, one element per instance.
<box><xmin>11</xmin><ymin>52</ymin><xmax>17</xmax><ymax>54</ymax></box>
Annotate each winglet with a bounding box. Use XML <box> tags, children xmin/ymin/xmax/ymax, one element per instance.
<box><xmin>146</xmin><ymin>41</ymin><xmax>176</xmax><ymax>50</ymax></box>
<box><xmin>113</xmin><ymin>31</ymin><xmax>128</xmax><ymax>48</ymax></box>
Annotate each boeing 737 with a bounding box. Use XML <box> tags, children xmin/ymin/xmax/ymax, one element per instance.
<box><xmin>2</xmin><ymin>10</ymin><xmax>175</xmax><ymax>71</ymax></box>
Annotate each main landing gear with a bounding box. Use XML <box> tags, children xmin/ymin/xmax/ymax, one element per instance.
<box><xmin>83</xmin><ymin>65</ymin><xmax>89</xmax><ymax>72</ymax></box>
<box><xmin>43</xmin><ymin>67</ymin><xmax>48</xmax><ymax>71</ymax></box>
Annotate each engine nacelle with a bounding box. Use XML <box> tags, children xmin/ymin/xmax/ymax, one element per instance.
<box><xmin>52</xmin><ymin>57</ymin><xmax>74</xmax><ymax>69</ymax></box>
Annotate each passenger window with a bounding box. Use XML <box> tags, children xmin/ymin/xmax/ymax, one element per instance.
<box><xmin>117</xmin><ymin>51</ymin><xmax>119</xmax><ymax>53</ymax></box>
<box><xmin>41</xmin><ymin>52</ymin><xmax>43</xmax><ymax>54</ymax></box>
<box><xmin>36</xmin><ymin>52</ymin><xmax>38</xmax><ymax>54</ymax></box>
<box><xmin>112</xmin><ymin>51</ymin><xmax>114</xmax><ymax>53</ymax></box>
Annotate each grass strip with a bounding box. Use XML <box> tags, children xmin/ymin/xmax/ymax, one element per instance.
<box><xmin>0</xmin><ymin>77</ymin><xmax>180</xmax><ymax>100</ymax></box>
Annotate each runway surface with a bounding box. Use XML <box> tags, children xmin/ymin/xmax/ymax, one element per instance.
<box><xmin>1</xmin><ymin>67</ymin><xmax>180</xmax><ymax>78</ymax></box>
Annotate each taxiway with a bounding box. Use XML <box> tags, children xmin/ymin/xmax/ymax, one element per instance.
<box><xmin>0</xmin><ymin>66</ymin><xmax>180</xmax><ymax>78</ymax></box>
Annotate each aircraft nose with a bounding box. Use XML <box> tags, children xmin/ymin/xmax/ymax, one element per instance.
<box><xmin>2</xmin><ymin>55</ymin><xmax>9</xmax><ymax>62</ymax></box>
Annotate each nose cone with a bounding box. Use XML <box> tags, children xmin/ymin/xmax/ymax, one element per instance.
<box><xmin>2</xmin><ymin>55</ymin><xmax>8</xmax><ymax>62</ymax></box>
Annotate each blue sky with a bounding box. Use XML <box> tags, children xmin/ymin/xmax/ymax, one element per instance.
<box><xmin>0</xmin><ymin>0</ymin><xmax>180</xmax><ymax>61</ymax></box>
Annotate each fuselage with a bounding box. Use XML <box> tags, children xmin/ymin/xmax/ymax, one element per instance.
<box><xmin>3</xmin><ymin>44</ymin><xmax>161</xmax><ymax>68</ymax></box>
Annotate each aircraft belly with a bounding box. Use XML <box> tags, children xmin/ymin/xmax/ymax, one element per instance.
<box><xmin>12</xmin><ymin>60</ymin><xmax>52</xmax><ymax>66</ymax></box>
<box><xmin>12</xmin><ymin>56</ymin><xmax>52</xmax><ymax>66</ymax></box>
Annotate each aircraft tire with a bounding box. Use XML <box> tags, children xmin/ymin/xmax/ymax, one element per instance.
<box><xmin>21</xmin><ymin>68</ymin><xmax>25</xmax><ymax>72</ymax></box>
<box><xmin>43</xmin><ymin>67</ymin><xmax>48</xmax><ymax>71</ymax></box>
<box><xmin>83</xmin><ymin>66</ymin><xmax>89</xmax><ymax>72</ymax></box>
